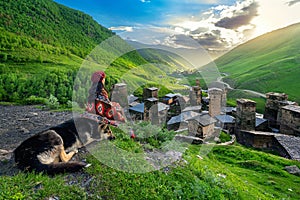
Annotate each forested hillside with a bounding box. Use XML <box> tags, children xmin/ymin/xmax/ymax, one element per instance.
<box><xmin>0</xmin><ymin>0</ymin><xmax>184</xmax><ymax>105</ymax></box>
<box><xmin>0</xmin><ymin>0</ymin><xmax>113</xmax><ymax>57</ymax></box>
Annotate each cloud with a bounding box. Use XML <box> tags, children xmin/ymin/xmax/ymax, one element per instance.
<box><xmin>117</xmin><ymin>0</ymin><xmax>300</xmax><ymax>58</ymax></box>
<box><xmin>163</xmin><ymin>34</ymin><xmax>201</xmax><ymax>49</ymax></box>
<box><xmin>167</xmin><ymin>0</ymin><xmax>257</xmax><ymax>53</ymax></box>
<box><xmin>171</xmin><ymin>0</ymin><xmax>226</xmax><ymax>5</ymax></box>
<box><xmin>140</xmin><ymin>0</ymin><xmax>151</xmax><ymax>3</ymax></box>
<box><xmin>214</xmin><ymin>1</ymin><xmax>259</xmax><ymax>29</ymax></box>
<box><xmin>109</xmin><ymin>26</ymin><xmax>134</xmax><ymax>32</ymax></box>
<box><xmin>287</xmin><ymin>0</ymin><xmax>300</xmax><ymax>6</ymax></box>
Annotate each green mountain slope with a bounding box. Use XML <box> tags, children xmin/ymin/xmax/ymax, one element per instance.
<box><xmin>0</xmin><ymin>0</ymin><xmax>113</xmax><ymax>57</ymax></box>
<box><xmin>0</xmin><ymin>0</ymin><xmax>183</xmax><ymax>104</ymax></box>
<box><xmin>215</xmin><ymin>23</ymin><xmax>300</xmax><ymax>102</ymax></box>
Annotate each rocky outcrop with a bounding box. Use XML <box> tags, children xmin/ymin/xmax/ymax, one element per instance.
<box><xmin>284</xmin><ymin>165</ymin><xmax>300</xmax><ymax>176</ymax></box>
<box><xmin>175</xmin><ymin>134</ymin><xmax>203</xmax><ymax>145</ymax></box>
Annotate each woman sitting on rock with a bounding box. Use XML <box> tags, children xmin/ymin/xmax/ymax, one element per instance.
<box><xmin>86</xmin><ymin>71</ymin><xmax>125</xmax><ymax>123</ymax></box>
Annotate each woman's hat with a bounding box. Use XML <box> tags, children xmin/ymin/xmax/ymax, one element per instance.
<box><xmin>91</xmin><ymin>71</ymin><xmax>106</xmax><ymax>83</ymax></box>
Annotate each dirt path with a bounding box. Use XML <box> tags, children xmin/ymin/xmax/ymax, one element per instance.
<box><xmin>0</xmin><ymin>105</ymin><xmax>73</xmax><ymax>175</ymax></box>
<box><xmin>216</xmin><ymin>75</ymin><xmax>266</xmax><ymax>98</ymax></box>
<box><xmin>0</xmin><ymin>105</ymin><xmax>73</xmax><ymax>151</ymax></box>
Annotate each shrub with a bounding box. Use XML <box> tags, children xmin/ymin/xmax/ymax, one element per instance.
<box><xmin>46</xmin><ymin>94</ymin><xmax>60</xmax><ymax>109</ymax></box>
<box><xmin>219</xmin><ymin>131</ymin><xmax>231</xmax><ymax>143</ymax></box>
<box><xmin>24</xmin><ymin>95</ymin><xmax>47</xmax><ymax>105</ymax></box>
<box><xmin>119</xmin><ymin>122</ymin><xmax>177</xmax><ymax>148</ymax></box>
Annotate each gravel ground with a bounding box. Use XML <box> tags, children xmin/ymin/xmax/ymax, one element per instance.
<box><xmin>0</xmin><ymin>105</ymin><xmax>98</xmax><ymax>197</ymax></box>
<box><xmin>0</xmin><ymin>105</ymin><xmax>73</xmax><ymax>151</ymax></box>
<box><xmin>0</xmin><ymin>105</ymin><xmax>82</xmax><ymax>175</ymax></box>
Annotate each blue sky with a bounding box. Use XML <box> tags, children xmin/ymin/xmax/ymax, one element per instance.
<box><xmin>54</xmin><ymin>0</ymin><xmax>233</xmax><ymax>27</ymax></box>
<box><xmin>54</xmin><ymin>0</ymin><xmax>300</xmax><ymax>56</ymax></box>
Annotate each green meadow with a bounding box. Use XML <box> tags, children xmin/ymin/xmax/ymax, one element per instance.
<box><xmin>214</xmin><ymin>23</ymin><xmax>300</xmax><ymax>103</ymax></box>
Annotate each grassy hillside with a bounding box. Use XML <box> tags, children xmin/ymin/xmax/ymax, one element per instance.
<box><xmin>127</xmin><ymin>41</ymin><xmax>193</xmax><ymax>73</ymax></box>
<box><xmin>214</xmin><ymin>23</ymin><xmax>300</xmax><ymax>103</ymax></box>
<box><xmin>0</xmin><ymin>0</ymin><xmax>187</xmax><ymax>105</ymax></box>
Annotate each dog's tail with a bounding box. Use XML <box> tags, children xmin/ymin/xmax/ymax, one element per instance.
<box><xmin>39</xmin><ymin>162</ymin><xmax>87</xmax><ymax>175</ymax></box>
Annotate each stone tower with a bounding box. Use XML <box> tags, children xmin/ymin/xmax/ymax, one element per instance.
<box><xmin>111</xmin><ymin>83</ymin><xmax>128</xmax><ymax>108</ymax></box>
<box><xmin>264</xmin><ymin>92</ymin><xmax>288</xmax><ymax>128</ymax></box>
<box><xmin>144</xmin><ymin>97</ymin><xmax>159</xmax><ymax>125</ymax></box>
<box><xmin>280</xmin><ymin>105</ymin><xmax>300</xmax><ymax>136</ymax></box>
<box><xmin>235</xmin><ymin>99</ymin><xmax>256</xmax><ymax>132</ymax></box>
<box><xmin>208</xmin><ymin>88</ymin><xmax>223</xmax><ymax>117</ymax></box>
<box><xmin>221</xmin><ymin>88</ymin><xmax>227</xmax><ymax>108</ymax></box>
<box><xmin>143</xmin><ymin>87</ymin><xmax>158</xmax><ymax>101</ymax></box>
<box><xmin>189</xmin><ymin>86</ymin><xmax>202</xmax><ymax>106</ymax></box>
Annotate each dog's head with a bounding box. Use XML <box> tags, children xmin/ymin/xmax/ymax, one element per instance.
<box><xmin>98</xmin><ymin>123</ymin><xmax>116</xmax><ymax>140</ymax></box>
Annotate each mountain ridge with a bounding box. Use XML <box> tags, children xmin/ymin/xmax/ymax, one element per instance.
<box><xmin>213</xmin><ymin>22</ymin><xmax>300</xmax><ymax>102</ymax></box>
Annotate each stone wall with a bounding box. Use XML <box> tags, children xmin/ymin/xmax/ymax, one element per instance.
<box><xmin>264</xmin><ymin>92</ymin><xmax>288</xmax><ymax>128</ymax></box>
<box><xmin>189</xmin><ymin>86</ymin><xmax>202</xmax><ymax>106</ymax></box>
<box><xmin>111</xmin><ymin>83</ymin><xmax>128</xmax><ymax>108</ymax></box>
<box><xmin>203</xmin><ymin>124</ymin><xmax>215</xmax><ymax>138</ymax></box>
<box><xmin>144</xmin><ymin>98</ymin><xmax>159</xmax><ymax>125</ymax></box>
<box><xmin>221</xmin><ymin>88</ymin><xmax>227</xmax><ymax>108</ymax></box>
<box><xmin>236</xmin><ymin>131</ymin><xmax>289</xmax><ymax>158</ymax></box>
<box><xmin>188</xmin><ymin>120</ymin><xmax>203</xmax><ymax>138</ymax></box>
<box><xmin>236</xmin><ymin>130</ymin><xmax>300</xmax><ymax>160</ymax></box>
<box><xmin>188</xmin><ymin>120</ymin><xmax>215</xmax><ymax>139</ymax></box>
<box><xmin>280</xmin><ymin>105</ymin><xmax>300</xmax><ymax>136</ymax></box>
<box><xmin>143</xmin><ymin>87</ymin><xmax>158</xmax><ymax>100</ymax></box>
<box><xmin>208</xmin><ymin>88</ymin><xmax>223</xmax><ymax>117</ymax></box>
<box><xmin>235</xmin><ymin>99</ymin><xmax>256</xmax><ymax>132</ymax></box>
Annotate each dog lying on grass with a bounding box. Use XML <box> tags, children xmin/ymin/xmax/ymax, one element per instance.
<box><xmin>14</xmin><ymin>117</ymin><xmax>115</xmax><ymax>174</ymax></box>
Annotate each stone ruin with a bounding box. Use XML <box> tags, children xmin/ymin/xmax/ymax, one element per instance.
<box><xmin>234</xmin><ymin>95</ymin><xmax>300</xmax><ymax>161</ymax></box>
<box><xmin>208</xmin><ymin>88</ymin><xmax>223</xmax><ymax>118</ymax></box>
<box><xmin>189</xmin><ymin>86</ymin><xmax>202</xmax><ymax>106</ymax></box>
<box><xmin>280</xmin><ymin>105</ymin><xmax>300</xmax><ymax>136</ymax></box>
<box><xmin>235</xmin><ymin>99</ymin><xmax>256</xmax><ymax>132</ymax></box>
<box><xmin>264</xmin><ymin>92</ymin><xmax>288</xmax><ymax>128</ymax></box>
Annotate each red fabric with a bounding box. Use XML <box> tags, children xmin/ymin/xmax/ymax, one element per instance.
<box><xmin>86</xmin><ymin>100</ymin><xmax>125</xmax><ymax>122</ymax></box>
<box><xmin>91</xmin><ymin>71</ymin><xmax>106</xmax><ymax>83</ymax></box>
<box><xmin>85</xmin><ymin>102</ymin><xmax>96</xmax><ymax>114</ymax></box>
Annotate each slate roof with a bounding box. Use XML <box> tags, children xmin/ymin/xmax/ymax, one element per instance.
<box><xmin>182</xmin><ymin>105</ymin><xmax>202</xmax><ymax>113</ymax></box>
<box><xmin>238</xmin><ymin>131</ymin><xmax>300</xmax><ymax>161</ymax></box>
<box><xmin>215</xmin><ymin>115</ymin><xmax>235</xmax><ymax>124</ymax></box>
<box><xmin>167</xmin><ymin>111</ymin><xmax>200</xmax><ymax>125</ymax></box>
<box><xmin>146</xmin><ymin>97</ymin><xmax>159</xmax><ymax>102</ymax></box>
<box><xmin>128</xmin><ymin>95</ymin><xmax>139</xmax><ymax>104</ymax></box>
<box><xmin>129</xmin><ymin>103</ymin><xmax>144</xmax><ymax>113</ymax></box>
<box><xmin>188</xmin><ymin>114</ymin><xmax>217</xmax><ymax>126</ymax></box>
<box><xmin>275</xmin><ymin>135</ymin><xmax>300</xmax><ymax>161</ymax></box>
<box><xmin>278</xmin><ymin>100</ymin><xmax>298</xmax><ymax>106</ymax></box>
<box><xmin>129</xmin><ymin>101</ymin><xmax>140</xmax><ymax>107</ymax></box>
<box><xmin>222</xmin><ymin>107</ymin><xmax>236</xmax><ymax>113</ymax></box>
<box><xmin>147</xmin><ymin>87</ymin><xmax>158</xmax><ymax>91</ymax></box>
<box><xmin>164</xmin><ymin>93</ymin><xmax>177</xmax><ymax>98</ymax></box>
<box><xmin>255</xmin><ymin>117</ymin><xmax>268</xmax><ymax>127</ymax></box>
<box><xmin>282</xmin><ymin>105</ymin><xmax>300</xmax><ymax>114</ymax></box>
<box><xmin>129</xmin><ymin>102</ymin><xmax>169</xmax><ymax>114</ymax></box>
